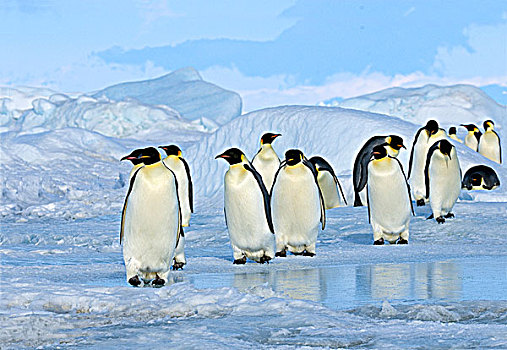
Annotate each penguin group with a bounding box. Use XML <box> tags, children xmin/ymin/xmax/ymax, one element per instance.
<box><xmin>119</xmin><ymin>118</ymin><xmax>501</xmax><ymax>286</ymax></box>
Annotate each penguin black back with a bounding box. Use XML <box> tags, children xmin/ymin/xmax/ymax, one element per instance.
<box><xmin>462</xmin><ymin>165</ymin><xmax>500</xmax><ymax>190</ymax></box>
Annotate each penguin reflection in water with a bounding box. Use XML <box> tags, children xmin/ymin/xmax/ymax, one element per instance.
<box><xmin>159</xmin><ymin>145</ymin><xmax>193</xmax><ymax>270</ymax></box>
<box><xmin>216</xmin><ymin>148</ymin><xmax>275</xmax><ymax>264</ymax></box>
<box><xmin>367</xmin><ymin>145</ymin><xmax>414</xmax><ymax>245</ymax></box>
<box><xmin>271</xmin><ymin>149</ymin><xmax>325</xmax><ymax>256</ymax></box>
<box><xmin>424</xmin><ymin>140</ymin><xmax>461</xmax><ymax>224</ymax></box>
<box><xmin>120</xmin><ymin>147</ymin><xmax>181</xmax><ymax>287</ymax></box>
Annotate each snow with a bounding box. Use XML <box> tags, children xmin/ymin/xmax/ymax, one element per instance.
<box><xmin>1</xmin><ymin>79</ymin><xmax>506</xmax><ymax>348</ymax></box>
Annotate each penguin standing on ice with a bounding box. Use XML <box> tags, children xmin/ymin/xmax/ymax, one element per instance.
<box><xmin>462</xmin><ymin>165</ymin><xmax>500</xmax><ymax>191</ymax></box>
<box><xmin>448</xmin><ymin>127</ymin><xmax>462</xmax><ymax>143</ymax></box>
<box><xmin>308</xmin><ymin>156</ymin><xmax>347</xmax><ymax>208</ymax></box>
<box><xmin>353</xmin><ymin>135</ymin><xmax>406</xmax><ymax>207</ymax></box>
<box><xmin>478</xmin><ymin>120</ymin><xmax>501</xmax><ymax>163</ymax></box>
<box><xmin>367</xmin><ymin>145</ymin><xmax>413</xmax><ymax>245</ymax></box>
<box><xmin>424</xmin><ymin>140</ymin><xmax>461</xmax><ymax>224</ymax></box>
<box><xmin>252</xmin><ymin>133</ymin><xmax>282</xmax><ymax>191</ymax></box>
<box><xmin>159</xmin><ymin>145</ymin><xmax>193</xmax><ymax>270</ymax></box>
<box><xmin>216</xmin><ymin>148</ymin><xmax>275</xmax><ymax>264</ymax></box>
<box><xmin>120</xmin><ymin>147</ymin><xmax>180</xmax><ymax>287</ymax></box>
<box><xmin>408</xmin><ymin>120</ymin><xmax>447</xmax><ymax>206</ymax></box>
<box><xmin>271</xmin><ymin>149</ymin><xmax>325</xmax><ymax>257</ymax></box>
<box><xmin>461</xmin><ymin>124</ymin><xmax>482</xmax><ymax>151</ymax></box>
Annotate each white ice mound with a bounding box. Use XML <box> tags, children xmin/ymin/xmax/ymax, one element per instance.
<box><xmin>187</xmin><ymin>105</ymin><xmax>507</xmax><ymax>205</ymax></box>
<box><xmin>92</xmin><ymin>67</ymin><xmax>242</xmax><ymax>125</ymax></box>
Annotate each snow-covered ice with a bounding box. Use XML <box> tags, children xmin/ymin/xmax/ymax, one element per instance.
<box><xmin>1</xmin><ymin>79</ymin><xmax>506</xmax><ymax>349</ymax></box>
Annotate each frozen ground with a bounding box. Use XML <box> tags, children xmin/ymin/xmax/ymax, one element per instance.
<box><xmin>1</xmin><ymin>80</ymin><xmax>506</xmax><ymax>348</ymax></box>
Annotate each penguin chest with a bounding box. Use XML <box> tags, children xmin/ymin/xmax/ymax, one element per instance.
<box><xmin>367</xmin><ymin>160</ymin><xmax>410</xmax><ymax>232</ymax></box>
<box><xmin>464</xmin><ymin>133</ymin><xmax>478</xmax><ymax>151</ymax></box>
<box><xmin>479</xmin><ymin>132</ymin><xmax>500</xmax><ymax>163</ymax></box>
<box><xmin>163</xmin><ymin>157</ymin><xmax>191</xmax><ymax>225</ymax></box>
<box><xmin>252</xmin><ymin>149</ymin><xmax>279</xmax><ymax>190</ymax></box>
<box><xmin>224</xmin><ymin>167</ymin><xmax>270</xmax><ymax>248</ymax></box>
<box><xmin>317</xmin><ymin>171</ymin><xmax>341</xmax><ymax>209</ymax></box>
<box><xmin>429</xmin><ymin>153</ymin><xmax>461</xmax><ymax>212</ymax></box>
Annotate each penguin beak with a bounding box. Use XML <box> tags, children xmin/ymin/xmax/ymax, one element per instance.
<box><xmin>273</xmin><ymin>134</ymin><xmax>282</xmax><ymax>140</ymax></box>
<box><xmin>120</xmin><ymin>155</ymin><xmax>136</xmax><ymax>161</ymax></box>
<box><xmin>157</xmin><ymin>146</ymin><xmax>165</xmax><ymax>151</ymax></box>
<box><xmin>399</xmin><ymin>144</ymin><xmax>406</xmax><ymax>149</ymax></box>
<box><xmin>215</xmin><ymin>153</ymin><xmax>229</xmax><ymax>159</ymax></box>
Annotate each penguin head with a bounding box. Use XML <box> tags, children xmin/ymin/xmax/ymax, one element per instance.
<box><xmin>471</xmin><ymin>175</ymin><xmax>482</xmax><ymax>187</ymax></box>
<box><xmin>371</xmin><ymin>145</ymin><xmax>387</xmax><ymax>160</ymax></box>
<box><xmin>215</xmin><ymin>148</ymin><xmax>246</xmax><ymax>165</ymax></box>
<box><xmin>158</xmin><ymin>144</ymin><xmax>182</xmax><ymax>157</ymax></box>
<box><xmin>483</xmin><ymin>120</ymin><xmax>495</xmax><ymax>131</ymax></box>
<box><xmin>448</xmin><ymin>127</ymin><xmax>457</xmax><ymax>135</ymax></box>
<box><xmin>260</xmin><ymin>132</ymin><xmax>282</xmax><ymax>145</ymax></box>
<box><xmin>285</xmin><ymin>149</ymin><xmax>304</xmax><ymax>166</ymax></box>
<box><xmin>386</xmin><ymin>135</ymin><xmax>406</xmax><ymax>150</ymax></box>
<box><xmin>438</xmin><ymin>140</ymin><xmax>453</xmax><ymax>159</ymax></box>
<box><xmin>121</xmin><ymin>147</ymin><xmax>161</xmax><ymax>165</ymax></box>
<box><xmin>461</xmin><ymin>124</ymin><xmax>479</xmax><ymax>133</ymax></box>
<box><xmin>425</xmin><ymin>120</ymin><xmax>439</xmax><ymax>136</ymax></box>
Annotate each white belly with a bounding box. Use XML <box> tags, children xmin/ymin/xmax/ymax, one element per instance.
<box><xmin>252</xmin><ymin>149</ymin><xmax>280</xmax><ymax>191</ymax></box>
<box><xmin>317</xmin><ymin>171</ymin><xmax>341</xmax><ymax>209</ymax></box>
<box><xmin>428</xmin><ymin>151</ymin><xmax>461</xmax><ymax>218</ymax></box>
<box><xmin>123</xmin><ymin>165</ymin><xmax>179</xmax><ymax>274</ymax></box>
<box><xmin>478</xmin><ymin>132</ymin><xmax>501</xmax><ymax>163</ymax></box>
<box><xmin>368</xmin><ymin>159</ymin><xmax>411</xmax><ymax>234</ymax></box>
<box><xmin>163</xmin><ymin>157</ymin><xmax>192</xmax><ymax>226</ymax></box>
<box><xmin>464</xmin><ymin>134</ymin><xmax>478</xmax><ymax>151</ymax></box>
<box><xmin>272</xmin><ymin>165</ymin><xmax>321</xmax><ymax>248</ymax></box>
<box><xmin>224</xmin><ymin>167</ymin><xmax>273</xmax><ymax>253</ymax></box>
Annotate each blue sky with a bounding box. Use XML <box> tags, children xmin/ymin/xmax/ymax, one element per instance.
<box><xmin>1</xmin><ymin>0</ymin><xmax>506</xmax><ymax>110</ymax></box>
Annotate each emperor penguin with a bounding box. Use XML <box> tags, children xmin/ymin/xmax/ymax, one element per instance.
<box><xmin>252</xmin><ymin>133</ymin><xmax>282</xmax><ymax>191</ymax></box>
<box><xmin>462</xmin><ymin>165</ymin><xmax>500</xmax><ymax>191</ymax></box>
<box><xmin>448</xmin><ymin>127</ymin><xmax>462</xmax><ymax>143</ymax></box>
<box><xmin>424</xmin><ymin>140</ymin><xmax>461</xmax><ymax>224</ymax></box>
<box><xmin>216</xmin><ymin>148</ymin><xmax>275</xmax><ymax>264</ymax></box>
<box><xmin>271</xmin><ymin>149</ymin><xmax>325</xmax><ymax>257</ymax></box>
<box><xmin>367</xmin><ymin>145</ymin><xmax>414</xmax><ymax>245</ymax></box>
<box><xmin>120</xmin><ymin>147</ymin><xmax>180</xmax><ymax>287</ymax></box>
<box><xmin>478</xmin><ymin>120</ymin><xmax>501</xmax><ymax>163</ymax></box>
<box><xmin>308</xmin><ymin>156</ymin><xmax>347</xmax><ymax>208</ymax></box>
<box><xmin>407</xmin><ymin>120</ymin><xmax>447</xmax><ymax>206</ymax></box>
<box><xmin>461</xmin><ymin>124</ymin><xmax>482</xmax><ymax>151</ymax></box>
<box><xmin>353</xmin><ymin>135</ymin><xmax>406</xmax><ymax>207</ymax></box>
<box><xmin>159</xmin><ymin>144</ymin><xmax>193</xmax><ymax>270</ymax></box>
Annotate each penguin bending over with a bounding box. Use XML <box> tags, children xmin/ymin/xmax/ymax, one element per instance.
<box><xmin>478</xmin><ymin>120</ymin><xmax>501</xmax><ymax>164</ymax></box>
<box><xmin>408</xmin><ymin>120</ymin><xmax>447</xmax><ymax>206</ymax></box>
<box><xmin>252</xmin><ymin>133</ymin><xmax>282</xmax><ymax>191</ymax></box>
<box><xmin>424</xmin><ymin>140</ymin><xmax>461</xmax><ymax>224</ymax></box>
<box><xmin>120</xmin><ymin>147</ymin><xmax>180</xmax><ymax>287</ymax></box>
<box><xmin>159</xmin><ymin>144</ymin><xmax>193</xmax><ymax>270</ymax></box>
<box><xmin>216</xmin><ymin>148</ymin><xmax>275</xmax><ymax>264</ymax></box>
<box><xmin>461</xmin><ymin>124</ymin><xmax>482</xmax><ymax>151</ymax></box>
<box><xmin>308</xmin><ymin>156</ymin><xmax>347</xmax><ymax>208</ymax></box>
<box><xmin>271</xmin><ymin>149</ymin><xmax>325</xmax><ymax>257</ymax></box>
<box><xmin>462</xmin><ymin>165</ymin><xmax>500</xmax><ymax>191</ymax></box>
<box><xmin>353</xmin><ymin>135</ymin><xmax>406</xmax><ymax>207</ymax></box>
<box><xmin>367</xmin><ymin>145</ymin><xmax>414</xmax><ymax>245</ymax></box>
<box><xmin>448</xmin><ymin>127</ymin><xmax>462</xmax><ymax>143</ymax></box>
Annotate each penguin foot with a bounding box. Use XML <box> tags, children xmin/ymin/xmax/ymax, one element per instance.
<box><xmin>373</xmin><ymin>238</ymin><xmax>384</xmax><ymax>245</ymax></box>
<box><xmin>275</xmin><ymin>250</ymin><xmax>287</xmax><ymax>258</ymax></box>
<box><xmin>416</xmin><ymin>199</ymin><xmax>426</xmax><ymax>207</ymax></box>
<box><xmin>426</xmin><ymin>214</ymin><xmax>434</xmax><ymax>220</ymax></box>
<box><xmin>444</xmin><ymin>212</ymin><xmax>455</xmax><ymax>219</ymax></box>
<box><xmin>291</xmin><ymin>251</ymin><xmax>304</xmax><ymax>255</ymax></box>
<box><xmin>302</xmin><ymin>250</ymin><xmax>315</xmax><ymax>257</ymax></box>
<box><xmin>397</xmin><ymin>238</ymin><xmax>409</xmax><ymax>244</ymax></box>
<box><xmin>259</xmin><ymin>255</ymin><xmax>271</xmax><ymax>264</ymax></box>
<box><xmin>151</xmin><ymin>275</ymin><xmax>165</xmax><ymax>287</ymax></box>
<box><xmin>128</xmin><ymin>275</ymin><xmax>142</xmax><ymax>287</ymax></box>
<box><xmin>436</xmin><ymin>216</ymin><xmax>445</xmax><ymax>224</ymax></box>
<box><xmin>172</xmin><ymin>261</ymin><xmax>185</xmax><ymax>270</ymax></box>
<box><xmin>233</xmin><ymin>256</ymin><xmax>247</xmax><ymax>264</ymax></box>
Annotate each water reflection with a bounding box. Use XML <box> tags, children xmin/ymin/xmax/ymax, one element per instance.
<box><xmin>190</xmin><ymin>259</ymin><xmax>505</xmax><ymax>309</ymax></box>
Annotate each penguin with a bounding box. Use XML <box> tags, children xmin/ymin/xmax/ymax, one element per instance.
<box><xmin>216</xmin><ymin>148</ymin><xmax>275</xmax><ymax>264</ymax></box>
<box><xmin>461</xmin><ymin>124</ymin><xmax>482</xmax><ymax>151</ymax></box>
<box><xmin>120</xmin><ymin>147</ymin><xmax>180</xmax><ymax>287</ymax></box>
<box><xmin>271</xmin><ymin>149</ymin><xmax>325</xmax><ymax>257</ymax></box>
<box><xmin>408</xmin><ymin>120</ymin><xmax>447</xmax><ymax>206</ymax></box>
<box><xmin>424</xmin><ymin>140</ymin><xmax>461</xmax><ymax>224</ymax></box>
<box><xmin>252</xmin><ymin>133</ymin><xmax>282</xmax><ymax>191</ymax></box>
<box><xmin>353</xmin><ymin>135</ymin><xmax>406</xmax><ymax>207</ymax></box>
<box><xmin>448</xmin><ymin>127</ymin><xmax>462</xmax><ymax>143</ymax></box>
<box><xmin>159</xmin><ymin>144</ymin><xmax>193</xmax><ymax>270</ymax></box>
<box><xmin>367</xmin><ymin>145</ymin><xmax>414</xmax><ymax>245</ymax></box>
<box><xmin>308</xmin><ymin>156</ymin><xmax>347</xmax><ymax>208</ymax></box>
<box><xmin>462</xmin><ymin>165</ymin><xmax>500</xmax><ymax>191</ymax></box>
<box><xmin>478</xmin><ymin>120</ymin><xmax>501</xmax><ymax>163</ymax></box>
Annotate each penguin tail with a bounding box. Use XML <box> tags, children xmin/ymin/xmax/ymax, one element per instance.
<box><xmin>426</xmin><ymin>214</ymin><xmax>434</xmax><ymax>220</ymax></box>
<box><xmin>353</xmin><ymin>191</ymin><xmax>363</xmax><ymax>207</ymax></box>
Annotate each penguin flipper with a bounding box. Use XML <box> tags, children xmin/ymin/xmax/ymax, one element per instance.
<box><xmin>391</xmin><ymin>157</ymin><xmax>415</xmax><ymax>216</ymax></box>
<box><xmin>353</xmin><ymin>136</ymin><xmax>385</xmax><ymax>205</ymax></box>
<box><xmin>424</xmin><ymin>142</ymin><xmax>440</xmax><ymax>199</ymax></box>
<box><xmin>120</xmin><ymin>166</ymin><xmax>143</xmax><ymax>244</ymax></box>
<box><xmin>303</xmin><ymin>159</ymin><xmax>326</xmax><ymax>230</ymax></box>
<box><xmin>244</xmin><ymin>163</ymin><xmax>274</xmax><ymax>234</ymax></box>
<box><xmin>426</xmin><ymin>214</ymin><xmax>434</xmax><ymax>220</ymax></box>
<box><xmin>408</xmin><ymin>128</ymin><xmax>424</xmax><ymax>179</ymax></box>
<box><xmin>180</xmin><ymin>157</ymin><xmax>194</xmax><ymax>213</ymax></box>
<box><xmin>333</xmin><ymin>174</ymin><xmax>348</xmax><ymax>206</ymax></box>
